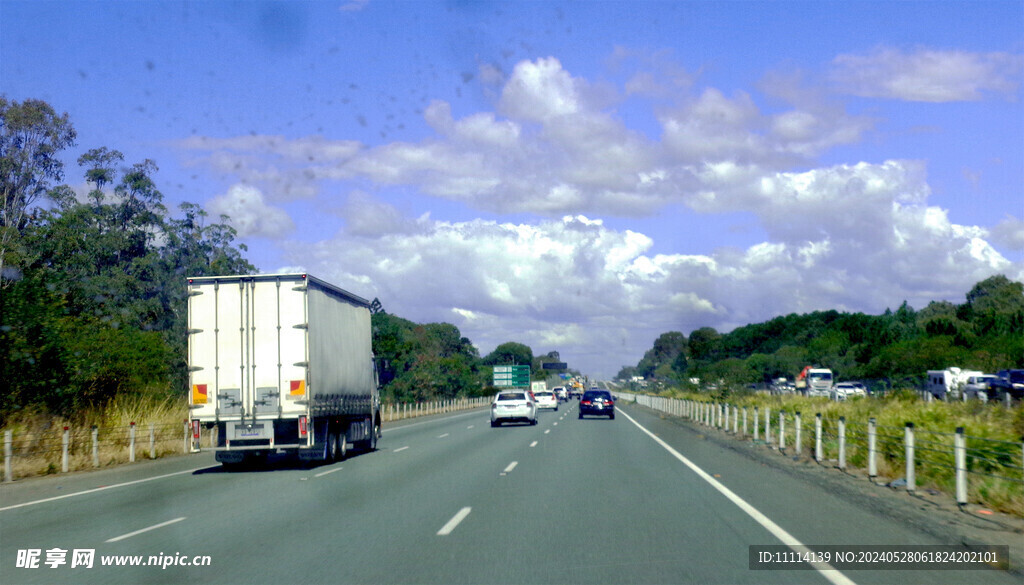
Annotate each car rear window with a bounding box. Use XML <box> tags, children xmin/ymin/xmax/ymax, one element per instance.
<box><xmin>497</xmin><ymin>393</ymin><xmax>526</xmax><ymax>401</ymax></box>
<box><xmin>583</xmin><ymin>391</ymin><xmax>611</xmax><ymax>400</ymax></box>
<box><xmin>535</xmin><ymin>392</ymin><xmax>553</xmax><ymax>397</ymax></box>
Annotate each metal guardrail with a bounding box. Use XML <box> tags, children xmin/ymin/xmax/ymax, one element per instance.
<box><xmin>381</xmin><ymin>397</ymin><xmax>489</xmax><ymax>422</ymax></box>
<box><xmin>616</xmin><ymin>392</ymin><xmax>1024</xmax><ymax>510</ymax></box>
<box><xmin>2</xmin><ymin>397</ymin><xmax>492</xmax><ymax>483</ymax></box>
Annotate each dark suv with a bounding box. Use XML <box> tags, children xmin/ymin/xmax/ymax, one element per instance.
<box><xmin>990</xmin><ymin>369</ymin><xmax>1024</xmax><ymax>401</ymax></box>
<box><xmin>579</xmin><ymin>390</ymin><xmax>615</xmax><ymax>419</ymax></box>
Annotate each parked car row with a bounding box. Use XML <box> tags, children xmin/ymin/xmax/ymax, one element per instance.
<box><xmin>972</xmin><ymin>369</ymin><xmax>1024</xmax><ymax>402</ymax></box>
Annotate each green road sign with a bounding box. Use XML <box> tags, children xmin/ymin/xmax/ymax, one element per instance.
<box><xmin>493</xmin><ymin>365</ymin><xmax>530</xmax><ymax>387</ymax></box>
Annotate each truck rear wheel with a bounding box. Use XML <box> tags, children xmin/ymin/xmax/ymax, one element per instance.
<box><xmin>327</xmin><ymin>431</ymin><xmax>340</xmax><ymax>462</ymax></box>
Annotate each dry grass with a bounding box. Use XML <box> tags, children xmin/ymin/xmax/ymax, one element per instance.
<box><xmin>1</xmin><ymin>396</ymin><xmax>189</xmax><ymax>481</ymax></box>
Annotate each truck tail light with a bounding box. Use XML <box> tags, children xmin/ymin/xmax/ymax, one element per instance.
<box><xmin>299</xmin><ymin>415</ymin><xmax>308</xmax><ymax>437</ymax></box>
<box><xmin>191</xmin><ymin>419</ymin><xmax>200</xmax><ymax>440</ymax></box>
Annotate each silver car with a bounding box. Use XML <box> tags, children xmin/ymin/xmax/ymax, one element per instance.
<box><xmin>964</xmin><ymin>375</ymin><xmax>998</xmax><ymax>400</ymax></box>
<box><xmin>490</xmin><ymin>391</ymin><xmax>537</xmax><ymax>426</ymax></box>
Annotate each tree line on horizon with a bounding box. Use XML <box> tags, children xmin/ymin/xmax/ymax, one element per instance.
<box><xmin>0</xmin><ymin>97</ymin><xmax>564</xmax><ymax>423</ymax></box>
<box><xmin>618</xmin><ymin>275</ymin><xmax>1024</xmax><ymax>394</ymax></box>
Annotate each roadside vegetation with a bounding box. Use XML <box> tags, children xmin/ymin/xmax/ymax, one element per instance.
<box><xmin>642</xmin><ymin>388</ymin><xmax>1023</xmax><ymax>516</ymax></box>
<box><xmin>618</xmin><ymin>276</ymin><xmax>1024</xmax><ymax>391</ymax></box>
<box><xmin>0</xmin><ymin>98</ymin><xmax>564</xmax><ymax>434</ymax></box>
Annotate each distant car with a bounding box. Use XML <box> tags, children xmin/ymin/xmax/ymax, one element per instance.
<box><xmin>552</xmin><ymin>386</ymin><xmax>569</xmax><ymax>401</ymax></box>
<box><xmin>579</xmin><ymin>390</ymin><xmax>615</xmax><ymax>419</ymax></box>
<box><xmin>490</xmin><ymin>391</ymin><xmax>537</xmax><ymax>427</ymax></box>
<box><xmin>534</xmin><ymin>390</ymin><xmax>558</xmax><ymax>411</ymax></box>
<box><xmin>964</xmin><ymin>374</ymin><xmax>999</xmax><ymax>400</ymax></box>
<box><xmin>830</xmin><ymin>382</ymin><xmax>865</xmax><ymax>401</ymax></box>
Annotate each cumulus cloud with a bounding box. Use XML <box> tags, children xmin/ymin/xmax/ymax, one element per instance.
<box><xmin>207</xmin><ymin>184</ymin><xmax>295</xmax><ymax>238</ymax></box>
<box><xmin>989</xmin><ymin>215</ymin><xmax>1024</xmax><ymax>251</ymax></box>
<box><xmin>830</xmin><ymin>47</ymin><xmax>1023</xmax><ymax>102</ymax></box>
<box><xmin>281</xmin><ymin>190</ymin><xmax>1019</xmax><ymax>377</ymax></box>
<box><xmin>179</xmin><ymin>135</ymin><xmax>362</xmax><ymax>201</ymax></box>
<box><xmin>174</xmin><ymin>53</ymin><xmax>1020</xmax><ymax>376</ymax></box>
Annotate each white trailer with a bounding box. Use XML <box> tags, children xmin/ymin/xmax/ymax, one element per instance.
<box><xmin>926</xmin><ymin>367</ymin><xmax>981</xmax><ymax>400</ymax></box>
<box><xmin>186</xmin><ymin>274</ymin><xmax>381</xmax><ymax>465</ymax></box>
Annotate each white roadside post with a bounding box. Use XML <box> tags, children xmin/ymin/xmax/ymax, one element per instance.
<box><xmin>838</xmin><ymin>416</ymin><xmax>846</xmax><ymax>471</ymax></box>
<box><xmin>733</xmin><ymin>405</ymin><xmax>739</xmax><ymax>434</ymax></box>
<box><xmin>150</xmin><ymin>423</ymin><xmax>156</xmax><ymax>459</ymax></box>
<box><xmin>905</xmin><ymin>423</ymin><xmax>916</xmax><ymax>494</ymax></box>
<box><xmin>868</xmin><ymin>418</ymin><xmax>877</xmax><ymax>480</ymax></box>
<box><xmin>764</xmin><ymin>406</ymin><xmax>771</xmax><ymax>447</ymax></box>
<box><xmin>742</xmin><ymin>407</ymin><xmax>748</xmax><ymax>437</ymax></box>
<box><xmin>794</xmin><ymin>412</ymin><xmax>802</xmax><ymax>457</ymax></box>
<box><xmin>4</xmin><ymin>430</ymin><xmax>12</xmax><ymax>482</ymax></box>
<box><xmin>92</xmin><ymin>425</ymin><xmax>99</xmax><ymax>468</ymax></box>
<box><xmin>954</xmin><ymin>426</ymin><xmax>967</xmax><ymax>507</ymax></box>
<box><xmin>815</xmin><ymin>413</ymin><xmax>823</xmax><ymax>463</ymax></box>
<box><xmin>129</xmin><ymin>422</ymin><xmax>136</xmax><ymax>463</ymax></box>
<box><xmin>753</xmin><ymin>407</ymin><xmax>760</xmax><ymax>441</ymax></box>
<box><xmin>778</xmin><ymin>411</ymin><xmax>786</xmax><ymax>451</ymax></box>
<box><xmin>61</xmin><ymin>426</ymin><xmax>69</xmax><ymax>473</ymax></box>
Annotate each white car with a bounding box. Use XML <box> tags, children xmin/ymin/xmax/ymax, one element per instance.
<box><xmin>964</xmin><ymin>375</ymin><xmax>998</xmax><ymax>400</ymax></box>
<box><xmin>831</xmin><ymin>382</ymin><xmax>866</xmax><ymax>401</ymax></box>
<box><xmin>534</xmin><ymin>390</ymin><xmax>558</xmax><ymax>411</ymax></box>
<box><xmin>490</xmin><ymin>391</ymin><xmax>537</xmax><ymax>426</ymax></box>
<box><xmin>552</xmin><ymin>386</ymin><xmax>568</xmax><ymax>401</ymax></box>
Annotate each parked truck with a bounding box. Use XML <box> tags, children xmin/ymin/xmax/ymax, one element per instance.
<box><xmin>796</xmin><ymin>366</ymin><xmax>834</xmax><ymax>397</ymax></box>
<box><xmin>187</xmin><ymin>273</ymin><xmax>381</xmax><ymax>466</ymax></box>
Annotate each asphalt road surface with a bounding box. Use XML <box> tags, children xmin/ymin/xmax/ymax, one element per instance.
<box><xmin>2</xmin><ymin>400</ymin><xmax>1019</xmax><ymax>585</ymax></box>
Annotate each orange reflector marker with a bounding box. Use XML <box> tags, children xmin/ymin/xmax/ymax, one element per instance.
<box><xmin>192</xmin><ymin>384</ymin><xmax>208</xmax><ymax>404</ymax></box>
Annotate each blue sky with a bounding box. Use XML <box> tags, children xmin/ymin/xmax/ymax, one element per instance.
<box><xmin>3</xmin><ymin>1</ymin><xmax>1022</xmax><ymax>378</ymax></box>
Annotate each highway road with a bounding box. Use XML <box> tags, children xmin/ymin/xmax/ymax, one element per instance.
<box><xmin>1</xmin><ymin>399</ymin><xmax>1019</xmax><ymax>585</ymax></box>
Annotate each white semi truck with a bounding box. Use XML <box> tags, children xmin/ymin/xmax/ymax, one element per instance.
<box><xmin>186</xmin><ymin>274</ymin><xmax>381</xmax><ymax>466</ymax></box>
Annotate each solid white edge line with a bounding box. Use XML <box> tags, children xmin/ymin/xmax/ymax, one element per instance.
<box><xmin>617</xmin><ymin>408</ymin><xmax>858</xmax><ymax>585</ymax></box>
<box><xmin>437</xmin><ymin>507</ymin><xmax>472</xmax><ymax>535</ymax></box>
<box><xmin>106</xmin><ymin>517</ymin><xmax>186</xmax><ymax>543</ymax></box>
<box><xmin>0</xmin><ymin>466</ymin><xmax>216</xmax><ymax>512</ymax></box>
<box><xmin>503</xmin><ymin>461</ymin><xmax>518</xmax><ymax>473</ymax></box>
<box><xmin>314</xmin><ymin>467</ymin><xmax>343</xmax><ymax>478</ymax></box>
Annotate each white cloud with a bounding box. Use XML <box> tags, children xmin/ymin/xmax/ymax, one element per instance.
<box><xmin>338</xmin><ymin>0</ymin><xmax>369</xmax><ymax>12</ymax></box>
<box><xmin>206</xmin><ymin>184</ymin><xmax>294</xmax><ymax>238</ymax></box>
<box><xmin>173</xmin><ymin>54</ymin><xmax>1021</xmax><ymax>376</ymax></box>
<box><xmin>281</xmin><ymin>190</ymin><xmax>1020</xmax><ymax>378</ymax></box>
<box><xmin>989</xmin><ymin>215</ymin><xmax>1024</xmax><ymax>252</ymax></box>
<box><xmin>830</xmin><ymin>47</ymin><xmax>1023</xmax><ymax>102</ymax></box>
<box><xmin>498</xmin><ymin>57</ymin><xmax>583</xmax><ymax>122</ymax></box>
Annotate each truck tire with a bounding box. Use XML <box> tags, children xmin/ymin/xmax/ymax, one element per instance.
<box><xmin>368</xmin><ymin>419</ymin><xmax>379</xmax><ymax>451</ymax></box>
<box><xmin>327</xmin><ymin>431</ymin><xmax>340</xmax><ymax>462</ymax></box>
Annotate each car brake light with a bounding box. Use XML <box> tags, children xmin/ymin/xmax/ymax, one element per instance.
<box><xmin>581</xmin><ymin>400</ymin><xmax>591</xmax><ymax>405</ymax></box>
